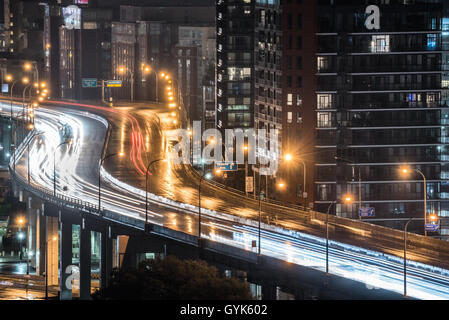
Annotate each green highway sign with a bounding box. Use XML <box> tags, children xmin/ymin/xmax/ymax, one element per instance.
<box><xmin>82</xmin><ymin>78</ymin><xmax>97</xmax><ymax>88</ymax></box>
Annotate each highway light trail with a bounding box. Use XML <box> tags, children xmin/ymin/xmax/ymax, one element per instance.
<box><xmin>3</xmin><ymin>100</ymin><xmax>449</xmax><ymax>300</ymax></box>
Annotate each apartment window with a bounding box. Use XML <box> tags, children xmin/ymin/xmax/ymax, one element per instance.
<box><xmin>427</xmin><ymin>34</ymin><xmax>437</xmax><ymax>50</ymax></box>
<box><xmin>228</xmin><ymin>67</ymin><xmax>251</xmax><ymax>81</ymax></box>
<box><xmin>317</xmin><ymin>56</ymin><xmax>329</xmax><ymax>71</ymax></box>
<box><xmin>297</xmin><ymin>14</ymin><xmax>302</xmax><ymax>29</ymax></box>
<box><xmin>287</xmin><ymin>93</ymin><xmax>293</xmax><ymax>105</ymax></box>
<box><xmin>297</xmin><ymin>36</ymin><xmax>302</xmax><ymax>50</ymax></box>
<box><xmin>319</xmin><ymin>185</ymin><xmax>328</xmax><ymax>201</ymax></box>
<box><xmin>287</xmin><ymin>76</ymin><xmax>292</xmax><ymax>87</ymax></box>
<box><xmin>297</xmin><ymin>76</ymin><xmax>302</xmax><ymax>88</ymax></box>
<box><xmin>287</xmin><ymin>14</ymin><xmax>292</xmax><ymax>29</ymax></box>
<box><xmin>318</xmin><ymin>94</ymin><xmax>332</xmax><ymax>109</ymax></box>
<box><xmin>297</xmin><ymin>111</ymin><xmax>303</xmax><ymax>124</ymax></box>
<box><xmin>287</xmin><ymin>36</ymin><xmax>292</xmax><ymax>50</ymax></box>
<box><xmin>297</xmin><ymin>56</ymin><xmax>303</xmax><ymax>70</ymax></box>
<box><xmin>370</xmin><ymin>35</ymin><xmax>390</xmax><ymax>53</ymax></box>
<box><xmin>318</xmin><ymin>112</ymin><xmax>332</xmax><ymax>127</ymax></box>
<box><xmin>297</xmin><ymin>94</ymin><xmax>302</xmax><ymax>106</ymax></box>
<box><xmin>287</xmin><ymin>112</ymin><xmax>293</xmax><ymax>123</ymax></box>
<box><xmin>427</xmin><ymin>93</ymin><xmax>438</xmax><ymax>106</ymax></box>
<box><xmin>287</xmin><ymin>56</ymin><xmax>292</xmax><ymax>69</ymax></box>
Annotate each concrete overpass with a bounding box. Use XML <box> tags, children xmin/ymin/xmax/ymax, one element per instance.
<box><xmin>2</xmin><ymin>99</ymin><xmax>449</xmax><ymax>299</ymax></box>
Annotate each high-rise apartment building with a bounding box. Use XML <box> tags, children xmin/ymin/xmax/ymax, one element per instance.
<box><xmin>315</xmin><ymin>0</ymin><xmax>449</xmax><ymax>234</ymax></box>
<box><xmin>216</xmin><ymin>0</ymin><xmax>282</xmax><ymax>191</ymax></box>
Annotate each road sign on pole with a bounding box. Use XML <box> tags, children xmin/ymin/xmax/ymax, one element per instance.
<box><xmin>215</xmin><ymin>161</ymin><xmax>238</xmax><ymax>172</ymax></box>
<box><xmin>425</xmin><ymin>224</ymin><xmax>440</xmax><ymax>232</ymax></box>
<box><xmin>359</xmin><ymin>207</ymin><xmax>375</xmax><ymax>217</ymax></box>
<box><xmin>82</xmin><ymin>78</ymin><xmax>97</xmax><ymax>88</ymax></box>
<box><xmin>107</xmin><ymin>80</ymin><xmax>122</xmax><ymax>87</ymax></box>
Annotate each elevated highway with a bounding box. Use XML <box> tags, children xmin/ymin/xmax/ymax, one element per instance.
<box><xmin>3</xmin><ymin>99</ymin><xmax>449</xmax><ymax>299</ymax></box>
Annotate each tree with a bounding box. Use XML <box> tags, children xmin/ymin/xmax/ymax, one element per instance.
<box><xmin>92</xmin><ymin>256</ymin><xmax>253</xmax><ymax>300</ymax></box>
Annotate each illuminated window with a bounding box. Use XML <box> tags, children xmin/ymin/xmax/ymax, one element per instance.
<box><xmin>427</xmin><ymin>34</ymin><xmax>437</xmax><ymax>50</ymax></box>
<box><xmin>318</xmin><ymin>94</ymin><xmax>333</xmax><ymax>109</ymax></box>
<box><xmin>318</xmin><ymin>112</ymin><xmax>332</xmax><ymax>128</ymax></box>
<box><xmin>287</xmin><ymin>93</ymin><xmax>293</xmax><ymax>106</ymax></box>
<box><xmin>297</xmin><ymin>112</ymin><xmax>302</xmax><ymax>124</ymax></box>
<box><xmin>370</xmin><ymin>35</ymin><xmax>390</xmax><ymax>53</ymax></box>
<box><xmin>317</xmin><ymin>57</ymin><xmax>329</xmax><ymax>71</ymax></box>
<box><xmin>287</xmin><ymin>112</ymin><xmax>292</xmax><ymax>123</ymax></box>
<box><xmin>297</xmin><ymin>94</ymin><xmax>302</xmax><ymax>107</ymax></box>
<box><xmin>228</xmin><ymin>67</ymin><xmax>251</xmax><ymax>81</ymax></box>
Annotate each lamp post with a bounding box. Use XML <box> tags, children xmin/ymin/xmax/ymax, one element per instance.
<box><xmin>335</xmin><ymin>157</ymin><xmax>362</xmax><ymax>219</ymax></box>
<box><xmin>24</xmin><ymin>62</ymin><xmax>39</xmax><ymax>85</ymax></box>
<box><xmin>6</xmin><ymin>75</ymin><xmax>18</xmax><ymax>120</ymax></box>
<box><xmin>198</xmin><ymin>170</ymin><xmax>213</xmax><ymax>247</ymax></box>
<box><xmin>257</xmin><ymin>174</ymin><xmax>264</xmax><ymax>256</ymax></box>
<box><xmin>144</xmin><ymin>158</ymin><xmax>167</xmax><ymax>231</ymax></box>
<box><xmin>54</xmin><ymin>140</ymin><xmax>72</xmax><ymax>196</ymax></box>
<box><xmin>22</xmin><ymin>77</ymin><xmax>31</xmax><ymax>111</ymax></box>
<box><xmin>142</xmin><ymin>65</ymin><xmax>159</xmax><ymax>102</ymax></box>
<box><xmin>401</xmin><ymin>167</ymin><xmax>427</xmax><ymax>236</ymax></box>
<box><xmin>26</xmin><ymin>131</ymin><xmax>45</xmax><ymax>185</ymax></box>
<box><xmin>326</xmin><ymin>195</ymin><xmax>353</xmax><ymax>274</ymax></box>
<box><xmin>118</xmin><ymin>66</ymin><xmax>135</xmax><ymax>101</ymax></box>
<box><xmin>99</xmin><ymin>152</ymin><xmax>124</xmax><ymax>214</ymax></box>
<box><xmin>403</xmin><ymin>217</ymin><xmax>413</xmax><ymax>297</ymax></box>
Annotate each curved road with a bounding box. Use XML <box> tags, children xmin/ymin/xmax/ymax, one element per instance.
<box><xmin>4</xmin><ymin>99</ymin><xmax>449</xmax><ymax>299</ymax></box>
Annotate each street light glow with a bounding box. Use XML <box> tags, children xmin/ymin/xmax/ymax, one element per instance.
<box><xmin>344</xmin><ymin>195</ymin><xmax>353</xmax><ymax>204</ymax></box>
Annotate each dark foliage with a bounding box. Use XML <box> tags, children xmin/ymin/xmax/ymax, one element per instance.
<box><xmin>92</xmin><ymin>256</ymin><xmax>253</xmax><ymax>300</ymax></box>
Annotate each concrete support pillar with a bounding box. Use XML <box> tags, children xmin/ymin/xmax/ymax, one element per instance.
<box><xmin>262</xmin><ymin>282</ymin><xmax>277</xmax><ymax>300</ymax></box>
<box><xmin>59</xmin><ymin>215</ymin><xmax>73</xmax><ymax>300</ymax></box>
<box><xmin>79</xmin><ymin>218</ymin><xmax>91</xmax><ymax>300</ymax></box>
<box><xmin>27</xmin><ymin>197</ymin><xmax>32</xmax><ymax>274</ymax></box>
<box><xmin>117</xmin><ymin>235</ymin><xmax>129</xmax><ymax>270</ymax></box>
<box><xmin>47</xmin><ymin>216</ymin><xmax>59</xmax><ymax>286</ymax></box>
<box><xmin>100</xmin><ymin>225</ymin><xmax>113</xmax><ymax>290</ymax></box>
<box><xmin>38</xmin><ymin>204</ymin><xmax>46</xmax><ymax>276</ymax></box>
<box><xmin>33</xmin><ymin>208</ymin><xmax>40</xmax><ymax>273</ymax></box>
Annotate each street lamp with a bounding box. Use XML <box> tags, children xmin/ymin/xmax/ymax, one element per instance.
<box><xmin>403</xmin><ymin>217</ymin><xmax>413</xmax><ymax>297</ymax></box>
<box><xmin>118</xmin><ymin>66</ymin><xmax>135</xmax><ymax>101</ymax></box>
<box><xmin>335</xmin><ymin>156</ymin><xmax>362</xmax><ymax>219</ymax></box>
<box><xmin>26</xmin><ymin>131</ymin><xmax>45</xmax><ymax>185</ymax></box>
<box><xmin>284</xmin><ymin>153</ymin><xmax>308</xmax><ymax>208</ymax></box>
<box><xmin>22</xmin><ymin>79</ymin><xmax>32</xmax><ymax>122</ymax></box>
<box><xmin>98</xmin><ymin>152</ymin><xmax>124</xmax><ymax>214</ymax></box>
<box><xmin>142</xmin><ymin>64</ymin><xmax>159</xmax><ymax>102</ymax></box>
<box><xmin>401</xmin><ymin>167</ymin><xmax>428</xmax><ymax>236</ymax></box>
<box><xmin>53</xmin><ymin>140</ymin><xmax>72</xmax><ymax>196</ymax></box>
<box><xmin>326</xmin><ymin>195</ymin><xmax>353</xmax><ymax>274</ymax></box>
<box><xmin>144</xmin><ymin>158</ymin><xmax>167</xmax><ymax>232</ymax></box>
<box><xmin>198</xmin><ymin>170</ymin><xmax>213</xmax><ymax>247</ymax></box>
<box><xmin>23</xmin><ymin>62</ymin><xmax>39</xmax><ymax>84</ymax></box>
<box><xmin>6</xmin><ymin>75</ymin><xmax>18</xmax><ymax>120</ymax></box>
<box><xmin>256</xmin><ymin>174</ymin><xmax>287</xmax><ymax>258</ymax></box>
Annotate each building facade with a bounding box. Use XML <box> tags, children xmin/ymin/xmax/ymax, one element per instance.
<box><xmin>216</xmin><ymin>0</ymin><xmax>282</xmax><ymax>193</ymax></box>
<box><xmin>315</xmin><ymin>0</ymin><xmax>449</xmax><ymax>234</ymax></box>
<box><xmin>279</xmin><ymin>0</ymin><xmax>317</xmax><ymax>208</ymax></box>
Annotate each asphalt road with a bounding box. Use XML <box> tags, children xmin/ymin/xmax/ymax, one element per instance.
<box><xmin>5</xmin><ymin>99</ymin><xmax>449</xmax><ymax>299</ymax></box>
